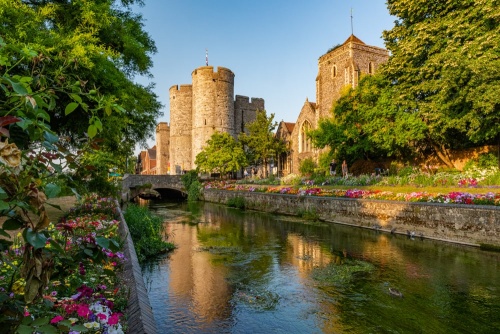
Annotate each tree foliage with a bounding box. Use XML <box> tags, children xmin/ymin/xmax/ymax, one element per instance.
<box><xmin>195</xmin><ymin>132</ymin><xmax>247</xmax><ymax>176</ymax></box>
<box><xmin>0</xmin><ymin>0</ymin><xmax>162</xmax><ymax>156</ymax></box>
<box><xmin>239</xmin><ymin>110</ymin><xmax>286</xmax><ymax>176</ymax></box>
<box><xmin>0</xmin><ymin>0</ymin><xmax>161</xmax><ymax>312</ymax></box>
<box><xmin>382</xmin><ymin>0</ymin><xmax>500</xmax><ymax>166</ymax></box>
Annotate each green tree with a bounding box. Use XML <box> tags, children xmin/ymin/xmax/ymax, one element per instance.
<box><xmin>239</xmin><ymin>110</ymin><xmax>286</xmax><ymax>177</ymax></box>
<box><xmin>195</xmin><ymin>132</ymin><xmax>247</xmax><ymax>177</ymax></box>
<box><xmin>309</xmin><ymin>76</ymin><xmax>405</xmax><ymax>163</ymax></box>
<box><xmin>382</xmin><ymin>0</ymin><xmax>500</xmax><ymax>167</ymax></box>
<box><xmin>0</xmin><ymin>0</ymin><xmax>162</xmax><ymax>158</ymax></box>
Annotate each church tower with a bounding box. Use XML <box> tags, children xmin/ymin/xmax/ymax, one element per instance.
<box><xmin>315</xmin><ymin>35</ymin><xmax>389</xmax><ymax>122</ymax></box>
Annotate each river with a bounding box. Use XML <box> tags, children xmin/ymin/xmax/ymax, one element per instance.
<box><xmin>141</xmin><ymin>199</ymin><xmax>500</xmax><ymax>334</ymax></box>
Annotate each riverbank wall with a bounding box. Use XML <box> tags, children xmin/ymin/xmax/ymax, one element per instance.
<box><xmin>115</xmin><ymin>201</ymin><xmax>157</xmax><ymax>334</ymax></box>
<box><xmin>202</xmin><ymin>189</ymin><xmax>500</xmax><ymax>247</ymax></box>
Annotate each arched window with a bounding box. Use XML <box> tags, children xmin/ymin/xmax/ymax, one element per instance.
<box><xmin>369</xmin><ymin>62</ymin><xmax>374</xmax><ymax>74</ymax></box>
<box><xmin>299</xmin><ymin>120</ymin><xmax>312</xmax><ymax>153</ymax></box>
<box><xmin>332</xmin><ymin>64</ymin><xmax>337</xmax><ymax>78</ymax></box>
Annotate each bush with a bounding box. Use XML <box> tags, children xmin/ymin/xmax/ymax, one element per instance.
<box><xmin>281</xmin><ymin>173</ymin><xmax>302</xmax><ymax>186</ymax></box>
<box><xmin>299</xmin><ymin>158</ymin><xmax>317</xmax><ymax>176</ymax></box>
<box><xmin>297</xmin><ymin>208</ymin><xmax>319</xmax><ymax>221</ymax></box>
<box><xmin>123</xmin><ymin>204</ymin><xmax>174</xmax><ymax>262</ymax></box>
<box><xmin>75</xmin><ymin>174</ymin><xmax>120</xmax><ymax>197</ymax></box>
<box><xmin>188</xmin><ymin>180</ymin><xmax>202</xmax><ymax>202</ymax></box>
<box><xmin>464</xmin><ymin>152</ymin><xmax>499</xmax><ymax>171</ymax></box>
<box><xmin>227</xmin><ymin>196</ymin><xmax>246</xmax><ymax>209</ymax></box>
<box><xmin>181</xmin><ymin>170</ymin><xmax>199</xmax><ymax>191</ymax></box>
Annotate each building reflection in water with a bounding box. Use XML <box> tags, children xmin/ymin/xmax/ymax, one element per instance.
<box><xmin>167</xmin><ymin>223</ymin><xmax>232</xmax><ymax>323</ymax></box>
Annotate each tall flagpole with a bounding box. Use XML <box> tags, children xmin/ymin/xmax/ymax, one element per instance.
<box><xmin>350</xmin><ymin>8</ymin><xmax>354</xmax><ymax>35</ymax></box>
<box><xmin>205</xmin><ymin>49</ymin><xmax>208</xmax><ymax>66</ymax></box>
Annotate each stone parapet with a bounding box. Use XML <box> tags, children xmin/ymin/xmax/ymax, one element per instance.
<box><xmin>202</xmin><ymin>189</ymin><xmax>500</xmax><ymax>247</ymax></box>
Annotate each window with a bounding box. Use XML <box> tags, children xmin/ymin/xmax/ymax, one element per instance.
<box><xmin>369</xmin><ymin>62</ymin><xmax>374</xmax><ymax>74</ymax></box>
<box><xmin>332</xmin><ymin>65</ymin><xmax>337</xmax><ymax>78</ymax></box>
<box><xmin>299</xmin><ymin>121</ymin><xmax>312</xmax><ymax>153</ymax></box>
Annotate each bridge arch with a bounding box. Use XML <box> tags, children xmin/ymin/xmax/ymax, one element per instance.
<box><xmin>121</xmin><ymin>174</ymin><xmax>187</xmax><ymax>202</ymax></box>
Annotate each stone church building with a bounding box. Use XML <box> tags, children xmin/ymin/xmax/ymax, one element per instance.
<box><xmin>276</xmin><ymin>35</ymin><xmax>389</xmax><ymax>175</ymax></box>
<box><xmin>137</xmin><ymin>34</ymin><xmax>388</xmax><ymax>176</ymax></box>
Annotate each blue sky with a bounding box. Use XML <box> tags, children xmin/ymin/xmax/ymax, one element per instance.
<box><xmin>132</xmin><ymin>1</ymin><xmax>395</xmax><ymax>149</ymax></box>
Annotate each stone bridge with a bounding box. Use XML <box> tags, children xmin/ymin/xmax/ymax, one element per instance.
<box><xmin>121</xmin><ymin>174</ymin><xmax>186</xmax><ymax>202</ymax></box>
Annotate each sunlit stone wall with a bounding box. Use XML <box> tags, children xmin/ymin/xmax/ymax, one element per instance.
<box><xmin>202</xmin><ymin>189</ymin><xmax>500</xmax><ymax>247</ymax></box>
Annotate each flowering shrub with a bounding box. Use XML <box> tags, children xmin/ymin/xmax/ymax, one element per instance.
<box><xmin>458</xmin><ymin>178</ymin><xmax>478</xmax><ymax>187</ymax></box>
<box><xmin>0</xmin><ymin>195</ymin><xmax>128</xmax><ymax>333</ymax></box>
<box><xmin>204</xmin><ymin>182</ymin><xmax>500</xmax><ymax>206</ymax></box>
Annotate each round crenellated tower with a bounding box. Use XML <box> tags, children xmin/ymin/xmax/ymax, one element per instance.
<box><xmin>169</xmin><ymin>84</ymin><xmax>193</xmax><ymax>174</ymax></box>
<box><xmin>191</xmin><ymin>66</ymin><xmax>235</xmax><ymax>165</ymax></box>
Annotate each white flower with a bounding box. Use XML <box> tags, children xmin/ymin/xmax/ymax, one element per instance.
<box><xmin>108</xmin><ymin>324</ymin><xmax>125</xmax><ymax>334</ymax></box>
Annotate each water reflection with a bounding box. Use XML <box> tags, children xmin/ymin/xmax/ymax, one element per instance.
<box><xmin>142</xmin><ymin>200</ymin><xmax>500</xmax><ymax>334</ymax></box>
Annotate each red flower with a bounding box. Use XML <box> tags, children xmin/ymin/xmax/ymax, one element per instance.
<box><xmin>50</xmin><ymin>315</ymin><xmax>64</xmax><ymax>324</ymax></box>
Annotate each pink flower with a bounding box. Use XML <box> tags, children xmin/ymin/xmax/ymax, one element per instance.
<box><xmin>50</xmin><ymin>315</ymin><xmax>64</xmax><ymax>324</ymax></box>
<box><xmin>97</xmin><ymin>313</ymin><xmax>107</xmax><ymax>321</ymax></box>
<box><xmin>108</xmin><ymin>312</ymin><xmax>121</xmax><ymax>325</ymax></box>
<box><xmin>77</xmin><ymin>304</ymin><xmax>91</xmax><ymax>318</ymax></box>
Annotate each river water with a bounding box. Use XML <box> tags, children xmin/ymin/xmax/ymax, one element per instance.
<box><xmin>141</xmin><ymin>199</ymin><xmax>500</xmax><ymax>334</ymax></box>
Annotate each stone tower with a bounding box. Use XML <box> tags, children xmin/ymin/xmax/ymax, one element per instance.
<box><xmin>315</xmin><ymin>35</ymin><xmax>389</xmax><ymax>122</ymax></box>
<box><xmin>155</xmin><ymin>122</ymin><xmax>170</xmax><ymax>174</ymax></box>
<box><xmin>191</xmin><ymin>66</ymin><xmax>235</xmax><ymax>164</ymax></box>
<box><xmin>169</xmin><ymin>84</ymin><xmax>193</xmax><ymax>175</ymax></box>
<box><xmin>166</xmin><ymin>65</ymin><xmax>264</xmax><ymax>175</ymax></box>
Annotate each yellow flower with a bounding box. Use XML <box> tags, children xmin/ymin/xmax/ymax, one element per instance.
<box><xmin>83</xmin><ymin>321</ymin><xmax>100</xmax><ymax>329</ymax></box>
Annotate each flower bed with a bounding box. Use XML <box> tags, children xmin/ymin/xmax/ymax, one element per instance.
<box><xmin>0</xmin><ymin>194</ymin><xmax>128</xmax><ymax>333</ymax></box>
<box><xmin>204</xmin><ymin>181</ymin><xmax>500</xmax><ymax>206</ymax></box>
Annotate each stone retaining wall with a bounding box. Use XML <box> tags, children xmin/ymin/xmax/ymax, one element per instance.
<box><xmin>115</xmin><ymin>201</ymin><xmax>157</xmax><ymax>334</ymax></box>
<box><xmin>202</xmin><ymin>189</ymin><xmax>500</xmax><ymax>247</ymax></box>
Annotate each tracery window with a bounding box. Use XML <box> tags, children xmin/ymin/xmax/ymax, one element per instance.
<box><xmin>299</xmin><ymin>120</ymin><xmax>312</xmax><ymax>153</ymax></box>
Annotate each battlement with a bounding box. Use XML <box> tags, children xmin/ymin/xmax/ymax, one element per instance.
<box><xmin>169</xmin><ymin>84</ymin><xmax>192</xmax><ymax>93</ymax></box>
<box><xmin>156</xmin><ymin>122</ymin><xmax>169</xmax><ymax>131</ymax></box>
<box><xmin>235</xmin><ymin>95</ymin><xmax>265</xmax><ymax>109</ymax></box>
<box><xmin>192</xmin><ymin>66</ymin><xmax>234</xmax><ymax>82</ymax></box>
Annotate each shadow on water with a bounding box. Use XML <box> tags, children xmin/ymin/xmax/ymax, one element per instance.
<box><xmin>142</xmin><ymin>199</ymin><xmax>500</xmax><ymax>334</ymax></box>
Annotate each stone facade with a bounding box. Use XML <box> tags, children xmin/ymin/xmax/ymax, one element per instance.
<box><xmin>155</xmin><ymin>122</ymin><xmax>170</xmax><ymax>175</ymax></box>
<box><xmin>290</xmin><ymin>99</ymin><xmax>317</xmax><ymax>175</ymax></box>
<box><xmin>281</xmin><ymin>35</ymin><xmax>389</xmax><ymax>175</ymax></box>
<box><xmin>275</xmin><ymin>121</ymin><xmax>295</xmax><ymax>175</ymax></box>
<box><xmin>316</xmin><ymin>35</ymin><xmax>389</xmax><ymax>121</ymax></box>
<box><xmin>166</xmin><ymin>66</ymin><xmax>264</xmax><ymax>175</ymax></box>
<box><xmin>169</xmin><ymin>84</ymin><xmax>193</xmax><ymax>175</ymax></box>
